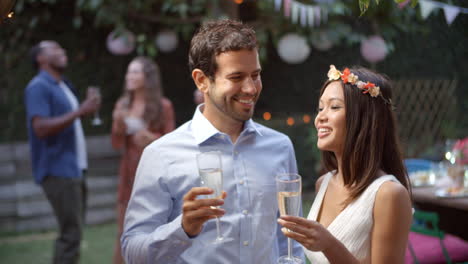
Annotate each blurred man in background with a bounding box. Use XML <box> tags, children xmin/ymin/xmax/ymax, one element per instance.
<box><xmin>25</xmin><ymin>40</ymin><xmax>100</xmax><ymax>264</ymax></box>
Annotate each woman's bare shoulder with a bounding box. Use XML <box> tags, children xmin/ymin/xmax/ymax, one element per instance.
<box><xmin>377</xmin><ymin>180</ymin><xmax>409</xmax><ymax>201</ymax></box>
<box><xmin>374</xmin><ymin>180</ymin><xmax>412</xmax><ymax>218</ymax></box>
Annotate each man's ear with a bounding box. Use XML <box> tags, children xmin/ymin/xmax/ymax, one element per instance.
<box><xmin>36</xmin><ymin>52</ymin><xmax>47</xmax><ymax>67</ymax></box>
<box><xmin>192</xmin><ymin>69</ymin><xmax>210</xmax><ymax>93</ymax></box>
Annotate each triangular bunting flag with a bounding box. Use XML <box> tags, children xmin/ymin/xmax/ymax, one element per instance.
<box><xmin>314</xmin><ymin>6</ymin><xmax>321</xmax><ymax>26</ymax></box>
<box><xmin>322</xmin><ymin>6</ymin><xmax>328</xmax><ymax>24</ymax></box>
<box><xmin>291</xmin><ymin>1</ymin><xmax>299</xmax><ymax>24</ymax></box>
<box><xmin>307</xmin><ymin>6</ymin><xmax>315</xmax><ymax>27</ymax></box>
<box><xmin>300</xmin><ymin>3</ymin><xmax>307</xmax><ymax>27</ymax></box>
<box><xmin>443</xmin><ymin>5</ymin><xmax>460</xmax><ymax>25</ymax></box>
<box><xmin>419</xmin><ymin>0</ymin><xmax>437</xmax><ymax>19</ymax></box>
<box><xmin>284</xmin><ymin>0</ymin><xmax>291</xmax><ymax>18</ymax></box>
<box><xmin>274</xmin><ymin>0</ymin><xmax>282</xmax><ymax>11</ymax></box>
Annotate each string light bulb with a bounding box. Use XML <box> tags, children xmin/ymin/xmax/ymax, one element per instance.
<box><xmin>263</xmin><ymin>112</ymin><xmax>271</xmax><ymax>121</ymax></box>
<box><xmin>7</xmin><ymin>12</ymin><xmax>14</xmax><ymax>18</ymax></box>
<box><xmin>303</xmin><ymin>114</ymin><xmax>311</xmax><ymax>124</ymax></box>
<box><xmin>286</xmin><ymin>117</ymin><xmax>295</xmax><ymax>126</ymax></box>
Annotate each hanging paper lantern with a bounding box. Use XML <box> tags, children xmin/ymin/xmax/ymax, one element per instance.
<box><xmin>155</xmin><ymin>30</ymin><xmax>179</xmax><ymax>53</ymax></box>
<box><xmin>277</xmin><ymin>33</ymin><xmax>311</xmax><ymax>64</ymax></box>
<box><xmin>311</xmin><ymin>31</ymin><xmax>333</xmax><ymax>51</ymax></box>
<box><xmin>360</xmin><ymin>35</ymin><xmax>388</xmax><ymax>63</ymax></box>
<box><xmin>106</xmin><ymin>29</ymin><xmax>135</xmax><ymax>55</ymax></box>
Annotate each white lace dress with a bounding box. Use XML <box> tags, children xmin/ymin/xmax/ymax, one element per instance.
<box><xmin>304</xmin><ymin>172</ymin><xmax>398</xmax><ymax>264</ymax></box>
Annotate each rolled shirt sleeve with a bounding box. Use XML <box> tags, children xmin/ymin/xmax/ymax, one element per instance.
<box><xmin>25</xmin><ymin>79</ymin><xmax>52</xmax><ymax>126</ymax></box>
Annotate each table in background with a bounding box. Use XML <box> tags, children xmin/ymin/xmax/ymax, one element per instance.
<box><xmin>412</xmin><ymin>187</ymin><xmax>468</xmax><ymax>241</ymax></box>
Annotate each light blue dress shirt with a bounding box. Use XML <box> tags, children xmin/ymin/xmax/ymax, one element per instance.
<box><xmin>122</xmin><ymin>106</ymin><xmax>304</xmax><ymax>263</ymax></box>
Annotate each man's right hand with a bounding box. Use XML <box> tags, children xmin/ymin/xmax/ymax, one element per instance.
<box><xmin>79</xmin><ymin>93</ymin><xmax>100</xmax><ymax>117</ymax></box>
<box><xmin>181</xmin><ymin>187</ymin><xmax>226</xmax><ymax>237</ymax></box>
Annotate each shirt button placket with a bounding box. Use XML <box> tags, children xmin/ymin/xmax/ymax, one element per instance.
<box><xmin>235</xmin><ymin>149</ymin><xmax>251</xmax><ymax>260</ymax></box>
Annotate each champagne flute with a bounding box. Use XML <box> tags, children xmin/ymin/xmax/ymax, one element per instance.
<box><xmin>196</xmin><ymin>151</ymin><xmax>232</xmax><ymax>244</ymax></box>
<box><xmin>87</xmin><ymin>86</ymin><xmax>102</xmax><ymax>126</ymax></box>
<box><xmin>444</xmin><ymin>139</ymin><xmax>456</xmax><ymax>164</ymax></box>
<box><xmin>276</xmin><ymin>173</ymin><xmax>303</xmax><ymax>264</ymax></box>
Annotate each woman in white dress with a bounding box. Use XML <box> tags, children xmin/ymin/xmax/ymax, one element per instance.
<box><xmin>278</xmin><ymin>65</ymin><xmax>413</xmax><ymax>263</ymax></box>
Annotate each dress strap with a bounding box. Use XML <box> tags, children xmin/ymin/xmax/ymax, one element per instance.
<box><xmin>306</xmin><ymin>172</ymin><xmax>334</xmax><ymax>221</ymax></box>
<box><xmin>358</xmin><ymin>175</ymin><xmax>399</xmax><ymax>206</ymax></box>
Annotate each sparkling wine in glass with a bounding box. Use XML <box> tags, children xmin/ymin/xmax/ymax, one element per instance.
<box><xmin>276</xmin><ymin>173</ymin><xmax>303</xmax><ymax>264</ymax></box>
<box><xmin>196</xmin><ymin>151</ymin><xmax>232</xmax><ymax>244</ymax></box>
<box><xmin>87</xmin><ymin>86</ymin><xmax>102</xmax><ymax>126</ymax></box>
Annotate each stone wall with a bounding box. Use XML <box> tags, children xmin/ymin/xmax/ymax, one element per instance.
<box><xmin>0</xmin><ymin>135</ymin><xmax>120</xmax><ymax>232</ymax></box>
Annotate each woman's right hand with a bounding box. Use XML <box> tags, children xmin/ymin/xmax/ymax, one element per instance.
<box><xmin>112</xmin><ymin>103</ymin><xmax>126</xmax><ymax>121</ymax></box>
<box><xmin>111</xmin><ymin>102</ymin><xmax>128</xmax><ymax>136</ymax></box>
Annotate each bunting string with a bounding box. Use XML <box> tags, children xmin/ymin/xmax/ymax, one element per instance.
<box><xmin>419</xmin><ymin>0</ymin><xmax>468</xmax><ymax>25</ymax></box>
<box><xmin>270</xmin><ymin>0</ymin><xmax>328</xmax><ymax>27</ymax></box>
<box><xmin>271</xmin><ymin>0</ymin><xmax>467</xmax><ymax>27</ymax></box>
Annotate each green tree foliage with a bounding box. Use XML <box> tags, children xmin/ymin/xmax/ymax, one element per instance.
<box><xmin>2</xmin><ymin>0</ymin><xmax>465</xmax><ymax>147</ymax></box>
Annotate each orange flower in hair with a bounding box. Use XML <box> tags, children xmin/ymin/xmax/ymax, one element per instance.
<box><xmin>341</xmin><ymin>68</ymin><xmax>351</xmax><ymax>83</ymax></box>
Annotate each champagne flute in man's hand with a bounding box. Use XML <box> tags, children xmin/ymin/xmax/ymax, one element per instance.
<box><xmin>276</xmin><ymin>173</ymin><xmax>303</xmax><ymax>264</ymax></box>
<box><xmin>196</xmin><ymin>151</ymin><xmax>233</xmax><ymax>244</ymax></box>
<box><xmin>87</xmin><ymin>86</ymin><xmax>102</xmax><ymax>126</ymax></box>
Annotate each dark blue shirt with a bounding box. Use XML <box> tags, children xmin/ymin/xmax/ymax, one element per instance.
<box><xmin>24</xmin><ymin>70</ymin><xmax>82</xmax><ymax>183</ymax></box>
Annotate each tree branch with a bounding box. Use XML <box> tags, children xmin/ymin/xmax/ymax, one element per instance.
<box><xmin>127</xmin><ymin>12</ymin><xmax>203</xmax><ymax>24</ymax></box>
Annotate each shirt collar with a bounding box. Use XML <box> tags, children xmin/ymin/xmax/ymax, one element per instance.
<box><xmin>38</xmin><ymin>70</ymin><xmax>61</xmax><ymax>85</ymax></box>
<box><xmin>243</xmin><ymin>118</ymin><xmax>263</xmax><ymax>136</ymax></box>
<box><xmin>191</xmin><ymin>105</ymin><xmax>263</xmax><ymax>145</ymax></box>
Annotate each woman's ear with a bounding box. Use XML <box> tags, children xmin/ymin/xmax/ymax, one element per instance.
<box><xmin>191</xmin><ymin>69</ymin><xmax>209</xmax><ymax>93</ymax></box>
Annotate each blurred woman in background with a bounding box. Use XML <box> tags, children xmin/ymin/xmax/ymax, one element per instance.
<box><xmin>111</xmin><ymin>56</ymin><xmax>175</xmax><ymax>264</ymax></box>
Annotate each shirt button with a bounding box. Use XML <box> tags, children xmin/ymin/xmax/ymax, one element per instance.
<box><xmin>243</xmin><ymin>241</ymin><xmax>249</xmax><ymax>246</ymax></box>
<box><xmin>234</xmin><ymin>151</ymin><xmax>239</xmax><ymax>155</ymax></box>
<box><xmin>242</xmin><ymin>210</ymin><xmax>248</xmax><ymax>215</ymax></box>
<box><xmin>239</xmin><ymin>180</ymin><xmax>244</xmax><ymax>185</ymax></box>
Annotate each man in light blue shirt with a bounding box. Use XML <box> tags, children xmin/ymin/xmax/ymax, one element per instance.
<box><xmin>122</xmin><ymin>19</ymin><xmax>304</xmax><ymax>264</ymax></box>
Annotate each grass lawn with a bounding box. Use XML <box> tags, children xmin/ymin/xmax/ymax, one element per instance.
<box><xmin>0</xmin><ymin>222</ymin><xmax>117</xmax><ymax>264</ymax></box>
<box><xmin>0</xmin><ymin>198</ymin><xmax>314</xmax><ymax>263</ymax></box>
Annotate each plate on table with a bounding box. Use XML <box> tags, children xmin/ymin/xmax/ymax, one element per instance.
<box><xmin>434</xmin><ymin>187</ymin><xmax>468</xmax><ymax>198</ymax></box>
<box><xmin>409</xmin><ymin>171</ymin><xmax>436</xmax><ymax>187</ymax></box>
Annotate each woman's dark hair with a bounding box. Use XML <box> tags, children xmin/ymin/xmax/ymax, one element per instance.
<box><xmin>188</xmin><ymin>19</ymin><xmax>258</xmax><ymax>80</ymax></box>
<box><xmin>319</xmin><ymin>66</ymin><xmax>410</xmax><ymax>205</ymax></box>
<box><xmin>121</xmin><ymin>56</ymin><xmax>164</xmax><ymax>129</ymax></box>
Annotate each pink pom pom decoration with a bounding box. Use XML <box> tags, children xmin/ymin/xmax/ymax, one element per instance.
<box><xmin>360</xmin><ymin>35</ymin><xmax>388</xmax><ymax>63</ymax></box>
<box><xmin>106</xmin><ymin>29</ymin><xmax>135</xmax><ymax>55</ymax></box>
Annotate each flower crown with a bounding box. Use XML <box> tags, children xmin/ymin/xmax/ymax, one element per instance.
<box><xmin>327</xmin><ymin>65</ymin><xmax>392</xmax><ymax>105</ymax></box>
